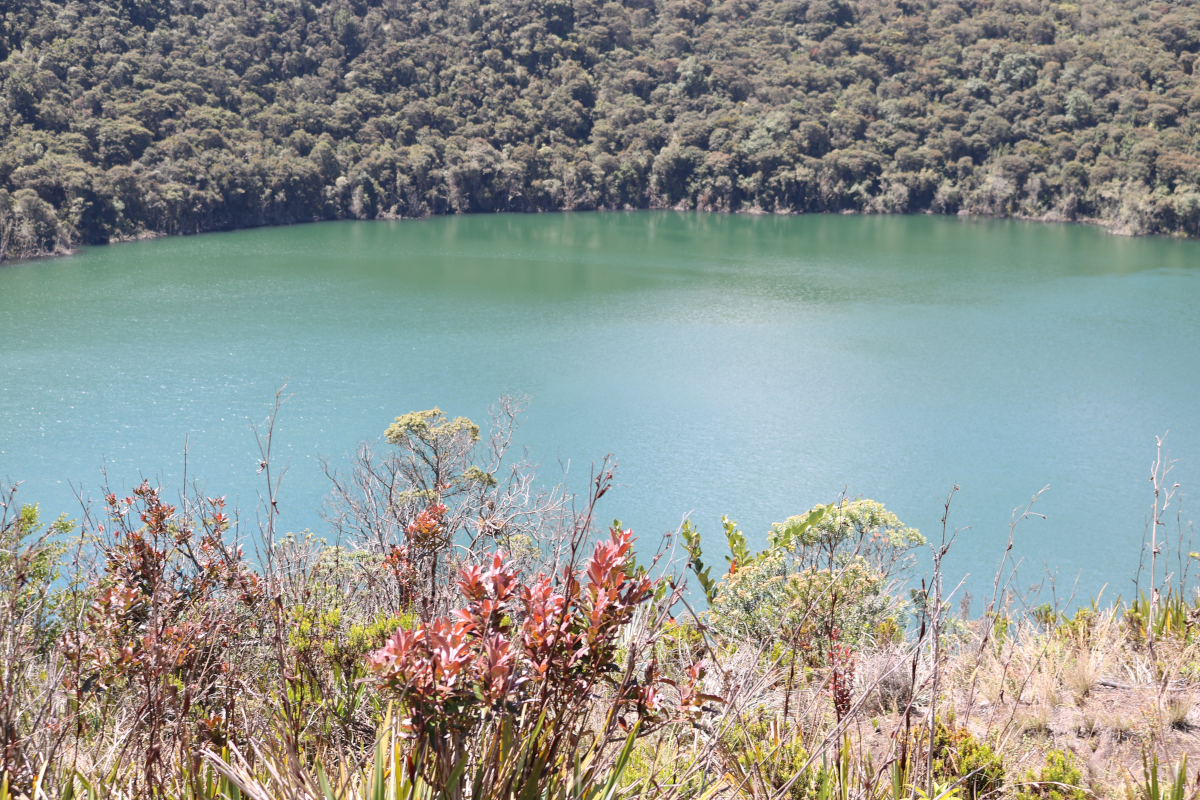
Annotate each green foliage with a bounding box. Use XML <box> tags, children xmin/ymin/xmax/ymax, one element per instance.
<box><xmin>6</xmin><ymin>0</ymin><xmax>1200</xmax><ymax>261</ymax></box>
<box><xmin>382</xmin><ymin>408</ymin><xmax>487</xmax><ymax>510</ymax></box>
<box><xmin>655</xmin><ymin>618</ymin><xmax>707</xmax><ymax>672</ymax></box>
<box><xmin>0</xmin><ymin>503</ymin><xmax>70</xmax><ymax>645</ymax></box>
<box><xmin>929</xmin><ymin>720</ymin><xmax>1006</xmax><ymax>800</ymax></box>
<box><xmin>288</xmin><ymin>601</ymin><xmax>417</xmax><ymax>745</ymax></box>
<box><xmin>385</xmin><ymin>408</ymin><xmax>480</xmax><ymax>448</ymax></box>
<box><xmin>680</xmin><ymin>520</ymin><xmax>717</xmax><ymax>604</ymax></box>
<box><xmin>348</xmin><ymin>611</ymin><xmax>417</xmax><ymax>658</ymax></box>
<box><xmin>703</xmin><ymin>500</ymin><xmax>918</xmax><ymax>650</ymax></box>
<box><xmin>1123</xmin><ymin>590</ymin><xmax>1200</xmax><ymax>644</ymax></box>
<box><xmin>0</xmin><ymin>498</ymin><xmax>73</xmax><ymax>790</ymax></box>
<box><xmin>992</xmin><ymin>613</ymin><xmax>1012</xmax><ymax>650</ymax></box>
<box><xmin>1032</xmin><ymin>603</ymin><xmax>1059</xmax><ymax>629</ymax></box>
<box><xmin>708</xmin><ymin>547</ymin><xmax>807</xmax><ymax>645</ymax></box>
<box><xmin>290</xmin><ymin>606</ymin><xmax>412</xmax><ymax>675</ymax></box>
<box><xmin>208</xmin><ymin>709</ymin><xmax>646</xmax><ymax>800</ymax></box>
<box><xmin>793</xmin><ymin>500</ymin><xmax>924</xmax><ymax>580</ymax></box>
<box><xmin>723</xmin><ymin>515</ymin><xmax>754</xmax><ymax>570</ymax></box>
<box><xmin>767</xmin><ymin>507</ymin><xmax>831</xmax><ymax>552</ymax></box>
<box><xmin>683</xmin><ymin>508</ymin><xmax>826</xmax><ymax>607</ymax></box>
<box><xmin>1017</xmin><ymin>749</ymin><xmax>1085</xmax><ymax>800</ymax></box>
<box><xmin>1126</xmin><ymin>754</ymin><xmax>1197</xmax><ymax>800</ymax></box>
<box><xmin>1059</xmin><ymin>604</ymin><xmax>1100</xmax><ymax>644</ymax></box>
<box><xmin>621</xmin><ymin>733</ymin><xmax>706</xmax><ymax>800</ymax></box>
<box><xmin>52</xmin><ymin>706</ymin><xmax>646</xmax><ymax>800</ymax></box>
<box><xmin>462</xmin><ymin>466</ymin><xmax>497</xmax><ymax>487</ymax></box>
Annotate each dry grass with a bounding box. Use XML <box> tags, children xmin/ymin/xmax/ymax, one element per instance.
<box><xmin>1165</xmin><ymin>693</ymin><xmax>1194</xmax><ymax>730</ymax></box>
<box><xmin>1063</xmin><ymin>648</ymin><xmax>1105</xmax><ymax>705</ymax></box>
<box><xmin>1019</xmin><ymin>703</ymin><xmax>1053</xmax><ymax>737</ymax></box>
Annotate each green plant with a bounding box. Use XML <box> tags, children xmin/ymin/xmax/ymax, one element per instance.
<box><xmin>703</xmin><ymin>500</ymin><xmax>919</xmax><ymax>652</ymax></box>
<box><xmin>1017</xmin><ymin>750</ymin><xmax>1086</xmax><ymax>800</ymax></box>
<box><xmin>928</xmin><ymin>720</ymin><xmax>1005</xmax><ymax>800</ymax></box>
<box><xmin>0</xmin><ymin>494</ymin><xmax>72</xmax><ymax>793</ymax></box>
<box><xmin>1059</xmin><ymin>605</ymin><xmax>1100</xmax><ymax>645</ymax></box>
<box><xmin>680</xmin><ymin>520</ymin><xmax>717</xmax><ymax>605</ymax></box>
<box><xmin>1125</xmin><ymin>754</ymin><xmax>1197</xmax><ymax>800</ymax></box>
<box><xmin>1032</xmin><ymin>604</ymin><xmax>1059</xmax><ymax>630</ymax></box>
<box><xmin>325</xmin><ymin>397</ymin><xmax>567</xmax><ymax>614</ymax></box>
<box><xmin>1123</xmin><ymin>590</ymin><xmax>1199</xmax><ymax>644</ymax></box>
<box><xmin>205</xmin><ymin>706</ymin><xmax>644</xmax><ymax>800</ymax></box>
<box><xmin>621</xmin><ymin>732</ymin><xmax>706</xmax><ymax>800</ymax></box>
<box><xmin>721</xmin><ymin>715</ymin><xmax>826</xmax><ymax>800</ymax></box>
<box><xmin>655</xmin><ymin>618</ymin><xmax>707</xmax><ymax>671</ymax></box>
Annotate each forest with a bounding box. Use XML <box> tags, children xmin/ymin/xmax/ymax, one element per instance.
<box><xmin>1</xmin><ymin>0</ymin><xmax>1200</xmax><ymax>260</ymax></box>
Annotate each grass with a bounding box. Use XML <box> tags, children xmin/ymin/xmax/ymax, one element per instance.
<box><xmin>1063</xmin><ymin>649</ymin><xmax>1104</xmax><ymax>706</ymax></box>
<box><xmin>1165</xmin><ymin>694</ymin><xmax>1193</xmax><ymax>731</ymax></box>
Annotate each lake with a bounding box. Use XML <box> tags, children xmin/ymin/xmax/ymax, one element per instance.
<box><xmin>2</xmin><ymin>212</ymin><xmax>1198</xmax><ymax>606</ymax></box>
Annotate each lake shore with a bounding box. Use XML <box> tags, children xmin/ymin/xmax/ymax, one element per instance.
<box><xmin>0</xmin><ymin>205</ymin><xmax>1178</xmax><ymax>270</ymax></box>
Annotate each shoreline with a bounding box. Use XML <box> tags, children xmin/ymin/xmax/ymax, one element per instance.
<box><xmin>0</xmin><ymin>205</ymin><xmax>1179</xmax><ymax>269</ymax></box>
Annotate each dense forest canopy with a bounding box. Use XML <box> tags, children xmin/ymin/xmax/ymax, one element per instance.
<box><xmin>2</xmin><ymin>0</ymin><xmax>1199</xmax><ymax>260</ymax></box>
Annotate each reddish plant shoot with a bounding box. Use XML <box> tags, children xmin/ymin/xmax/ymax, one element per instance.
<box><xmin>367</xmin><ymin>526</ymin><xmax>711</xmax><ymax>739</ymax></box>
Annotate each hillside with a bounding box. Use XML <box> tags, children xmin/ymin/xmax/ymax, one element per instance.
<box><xmin>2</xmin><ymin>0</ymin><xmax>1199</xmax><ymax>260</ymax></box>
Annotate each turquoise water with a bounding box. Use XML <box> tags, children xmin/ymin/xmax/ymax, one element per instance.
<box><xmin>2</xmin><ymin>212</ymin><xmax>1198</xmax><ymax>602</ymax></box>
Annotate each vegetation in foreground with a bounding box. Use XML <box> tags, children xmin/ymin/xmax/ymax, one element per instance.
<box><xmin>4</xmin><ymin>0</ymin><xmax>1200</xmax><ymax>260</ymax></box>
<box><xmin>1</xmin><ymin>396</ymin><xmax>1199</xmax><ymax>800</ymax></box>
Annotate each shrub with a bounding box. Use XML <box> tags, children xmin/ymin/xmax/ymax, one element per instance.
<box><xmin>622</xmin><ymin>733</ymin><xmax>707</xmax><ymax>799</ymax></box>
<box><xmin>928</xmin><ymin>720</ymin><xmax>1006</xmax><ymax>800</ymax></box>
<box><xmin>0</xmin><ymin>494</ymin><xmax>71</xmax><ymax>791</ymax></box>
<box><xmin>1015</xmin><ymin>749</ymin><xmax>1085</xmax><ymax>800</ymax></box>
<box><xmin>325</xmin><ymin>398</ymin><xmax>568</xmax><ymax>616</ymax></box>
<box><xmin>59</xmin><ymin>482</ymin><xmax>264</xmax><ymax>792</ymax></box>
<box><xmin>698</xmin><ymin>500</ymin><xmax>922</xmax><ymax>653</ymax></box>
<box><xmin>366</xmin><ymin>527</ymin><xmax>713</xmax><ymax>790</ymax></box>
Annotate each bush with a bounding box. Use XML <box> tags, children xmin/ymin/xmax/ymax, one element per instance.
<box><xmin>1015</xmin><ymin>749</ymin><xmax>1085</xmax><ymax>800</ymax></box>
<box><xmin>928</xmin><ymin>720</ymin><xmax>1006</xmax><ymax>800</ymax></box>
<box><xmin>698</xmin><ymin>500</ymin><xmax>922</xmax><ymax>653</ymax></box>
<box><xmin>0</xmin><ymin>494</ymin><xmax>71</xmax><ymax>790</ymax></box>
<box><xmin>365</xmin><ymin>528</ymin><xmax>712</xmax><ymax>790</ymax></box>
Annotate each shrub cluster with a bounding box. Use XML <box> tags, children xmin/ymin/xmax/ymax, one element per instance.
<box><xmin>3</xmin><ymin>0</ymin><xmax>1200</xmax><ymax>260</ymax></box>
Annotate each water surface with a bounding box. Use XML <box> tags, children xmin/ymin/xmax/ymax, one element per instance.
<box><xmin>3</xmin><ymin>212</ymin><xmax>1198</xmax><ymax>603</ymax></box>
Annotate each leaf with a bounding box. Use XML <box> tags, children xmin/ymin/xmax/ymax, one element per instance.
<box><xmin>722</xmin><ymin>516</ymin><xmax>750</xmax><ymax>569</ymax></box>
<box><xmin>768</xmin><ymin>505</ymin><xmax>827</xmax><ymax>552</ymax></box>
<box><xmin>596</xmin><ymin>723</ymin><xmax>640</xmax><ymax>800</ymax></box>
<box><xmin>681</xmin><ymin>520</ymin><xmax>718</xmax><ymax>603</ymax></box>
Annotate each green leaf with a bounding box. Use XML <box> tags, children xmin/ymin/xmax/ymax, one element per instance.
<box><xmin>722</xmin><ymin>516</ymin><xmax>750</xmax><ymax>567</ymax></box>
<box><xmin>681</xmin><ymin>519</ymin><xmax>718</xmax><ymax>603</ymax></box>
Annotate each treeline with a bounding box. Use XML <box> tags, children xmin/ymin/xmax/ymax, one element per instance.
<box><xmin>2</xmin><ymin>0</ymin><xmax>1200</xmax><ymax>260</ymax></box>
